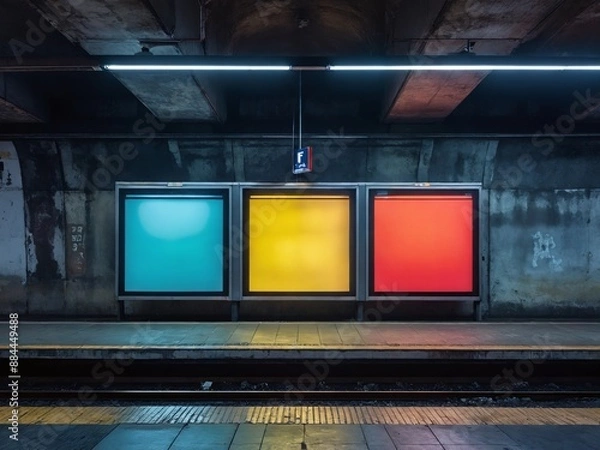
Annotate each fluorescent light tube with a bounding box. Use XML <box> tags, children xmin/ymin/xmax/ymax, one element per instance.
<box><xmin>328</xmin><ymin>65</ymin><xmax>600</xmax><ymax>71</ymax></box>
<box><xmin>104</xmin><ymin>64</ymin><xmax>292</xmax><ymax>71</ymax></box>
<box><xmin>103</xmin><ymin>63</ymin><xmax>600</xmax><ymax>72</ymax></box>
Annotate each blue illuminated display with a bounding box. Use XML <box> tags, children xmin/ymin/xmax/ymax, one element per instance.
<box><xmin>123</xmin><ymin>194</ymin><xmax>225</xmax><ymax>293</ymax></box>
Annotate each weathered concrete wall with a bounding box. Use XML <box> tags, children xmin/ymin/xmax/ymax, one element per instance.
<box><xmin>0</xmin><ymin>142</ymin><xmax>26</xmax><ymax>312</ymax></box>
<box><xmin>488</xmin><ymin>139</ymin><xmax>600</xmax><ymax>317</ymax></box>
<box><xmin>490</xmin><ymin>189</ymin><xmax>599</xmax><ymax>317</ymax></box>
<box><xmin>0</xmin><ymin>136</ymin><xmax>598</xmax><ymax>319</ymax></box>
<box><xmin>18</xmin><ymin>141</ymin><xmax>66</xmax><ymax>314</ymax></box>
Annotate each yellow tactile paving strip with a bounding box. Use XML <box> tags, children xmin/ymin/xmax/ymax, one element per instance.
<box><xmin>4</xmin><ymin>406</ymin><xmax>599</xmax><ymax>426</ymax></box>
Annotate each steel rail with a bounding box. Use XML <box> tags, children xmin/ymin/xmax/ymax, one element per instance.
<box><xmin>9</xmin><ymin>389</ymin><xmax>600</xmax><ymax>402</ymax></box>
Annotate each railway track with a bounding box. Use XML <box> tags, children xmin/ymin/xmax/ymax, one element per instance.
<box><xmin>10</xmin><ymin>358</ymin><xmax>600</xmax><ymax>380</ymax></box>
<box><xmin>9</xmin><ymin>388</ymin><xmax>600</xmax><ymax>402</ymax></box>
<box><xmin>7</xmin><ymin>358</ymin><xmax>600</xmax><ymax>403</ymax></box>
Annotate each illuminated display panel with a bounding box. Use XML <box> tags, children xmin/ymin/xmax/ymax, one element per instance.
<box><xmin>370</xmin><ymin>190</ymin><xmax>478</xmax><ymax>296</ymax></box>
<box><xmin>118</xmin><ymin>188</ymin><xmax>228</xmax><ymax>297</ymax></box>
<box><xmin>244</xmin><ymin>190</ymin><xmax>355</xmax><ymax>295</ymax></box>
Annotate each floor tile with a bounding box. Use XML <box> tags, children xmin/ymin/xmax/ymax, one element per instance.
<box><xmin>261</xmin><ymin>424</ymin><xmax>304</xmax><ymax>445</ymax></box>
<box><xmin>259</xmin><ymin>445</ymin><xmax>306</xmax><ymax>450</ymax></box>
<box><xmin>305</xmin><ymin>425</ymin><xmax>365</xmax><ymax>444</ymax></box>
<box><xmin>308</xmin><ymin>445</ymin><xmax>369</xmax><ymax>450</ymax></box>
<box><xmin>91</xmin><ymin>424</ymin><xmax>182</xmax><ymax>450</ymax></box>
<box><xmin>430</xmin><ymin>426</ymin><xmax>519</xmax><ymax>446</ymax></box>
<box><xmin>385</xmin><ymin>425</ymin><xmax>440</xmax><ymax>445</ymax></box>
<box><xmin>361</xmin><ymin>424</ymin><xmax>396</xmax><ymax>450</ymax></box>
<box><xmin>0</xmin><ymin>425</ymin><xmax>117</xmax><ymax>450</ymax></box>
<box><xmin>172</xmin><ymin>445</ymin><xmax>228</xmax><ymax>450</ymax></box>
<box><xmin>395</xmin><ymin>446</ymin><xmax>443</xmax><ymax>450</ymax></box>
<box><xmin>499</xmin><ymin>425</ymin><xmax>600</xmax><ymax>450</ymax></box>
<box><xmin>232</xmin><ymin>424</ymin><xmax>266</xmax><ymax>445</ymax></box>
<box><xmin>169</xmin><ymin>424</ymin><xmax>237</xmax><ymax>449</ymax></box>
<box><xmin>443</xmin><ymin>446</ymin><xmax>523</xmax><ymax>450</ymax></box>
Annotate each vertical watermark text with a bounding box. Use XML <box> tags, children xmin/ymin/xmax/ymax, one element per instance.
<box><xmin>8</xmin><ymin>313</ymin><xmax>19</xmax><ymax>442</ymax></box>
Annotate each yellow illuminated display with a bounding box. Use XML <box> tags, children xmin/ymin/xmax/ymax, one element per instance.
<box><xmin>248</xmin><ymin>194</ymin><xmax>351</xmax><ymax>292</ymax></box>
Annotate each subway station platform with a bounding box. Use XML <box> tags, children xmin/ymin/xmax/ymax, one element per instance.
<box><xmin>2</xmin><ymin>321</ymin><xmax>600</xmax><ymax>361</ymax></box>
<box><xmin>2</xmin><ymin>405</ymin><xmax>600</xmax><ymax>449</ymax></box>
<box><xmin>3</xmin><ymin>322</ymin><xmax>600</xmax><ymax>449</ymax></box>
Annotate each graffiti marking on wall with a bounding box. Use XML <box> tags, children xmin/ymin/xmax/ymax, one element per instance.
<box><xmin>532</xmin><ymin>231</ymin><xmax>563</xmax><ymax>272</ymax></box>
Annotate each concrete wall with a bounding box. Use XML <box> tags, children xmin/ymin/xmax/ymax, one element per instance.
<box><xmin>0</xmin><ymin>142</ymin><xmax>26</xmax><ymax>313</ymax></box>
<box><xmin>0</xmin><ymin>136</ymin><xmax>599</xmax><ymax>319</ymax></box>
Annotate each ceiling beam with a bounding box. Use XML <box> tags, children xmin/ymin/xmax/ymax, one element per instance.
<box><xmin>0</xmin><ymin>74</ymin><xmax>45</xmax><ymax>123</ymax></box>
<box><xmin>384</xmin><ymin>0</ymin><xmax>578</xmax><ymax>122</ymax></box>
<box><xmin>25</xmin><ymin>0</ymin><xmax>225</xmax><ymax>122</ymax></box>
<box><xmin>518</xmin><ymin>0</ymin><xmax>600</xmax><ymax>56</ymax></box>
<box><xmin>518</xmin><ymin>0</ymin><xmax>598</xmax><ymax>53</ymax></box>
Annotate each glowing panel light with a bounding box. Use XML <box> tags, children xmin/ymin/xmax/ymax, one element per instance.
<box><xmin>124</xmin><ymin>194</ymin><xmax>225</xmax><ymax>293</ymax></box>
<box><xmin>247</xmin><ymin>194</ymin><xmax>351</xmax><ymax>293</ymax></box>
<box><xmin>372</xmin><ymin>194</ymin><xmax>475</xmax><ymax>294</ymax></box>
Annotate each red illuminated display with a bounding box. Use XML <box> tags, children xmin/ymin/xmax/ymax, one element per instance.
<box><xmin>372</xmin><ymin>194</ymin><xmax>475</xmax><ymax>294</ymax></box>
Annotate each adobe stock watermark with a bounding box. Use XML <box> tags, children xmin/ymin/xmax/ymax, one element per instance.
<box><xmin>15</xmin><ymin>322</ymin><xmax>153</xmax><ymax>450</ymax></box>
<box><xmin>84</xmin><ymin>112</ymin><xmax>173</xmax><ymax>192</ymax></box>
<box><xmin>214</xmin><ymin>127</ymin><xmax>356</xmax><ymax>268</ymax></box>
<box><xmin>494</xmin><ymin>88</ymin><xmax>600</xmax><ymax>190</ymax></box>
<box><xmin>9</xmin><ymin>0</ymin><xmax>86</xmax><ymax>64</ymax></box>
<box><xmin>282</xmin><ymin>302</ymin><xmax>405</xmax><ymax>401</ymax></box>
<box><xmin>282</xmin><ymin>283</ymin><xmax>405</xmax><ymax>401</ymax></box>
<box><xmin>490</xmin><ymin>333</ymin><xmax>553</xmax><ymax>397</ymax></box>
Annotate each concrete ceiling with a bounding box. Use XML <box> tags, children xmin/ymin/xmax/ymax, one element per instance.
<box><xmin>206</xmin><ymin>0</ymin><xmax>385</xmax><ymax>55</ymax></box>
<box><xmin>0</xmin><ymin>0</ymin><xmax>599</xmax><ymax>133</ymax></box>
<box><xmin>385</xmin><ymin>0</ymin><xmax>596</xmax><ymax>121</ymax></box>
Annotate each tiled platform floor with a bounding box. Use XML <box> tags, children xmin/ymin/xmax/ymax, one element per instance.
<box><xmin>2</xmin><ymin>321</ymin><xmax>600</xmax><ymax>360</ymax></box>
<box><xmin>3</xmin><ymin>424</ymin><xmax>599</xmax><ymax>450</ymax></box>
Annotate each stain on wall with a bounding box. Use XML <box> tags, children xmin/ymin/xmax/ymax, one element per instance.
<box><xmin>17</xmin><ymin>142</ymin><xmax>65</xmax><ymax>280</ymax></box>
<box><xmin>14</xmin><ymin>141</ymin><xmax>66</xmax><ymax>313</ymax></box>
<box><xmin>0</xmin><ymin>142</ymin><xmax>26</xmax><ymax>311</ymax></box>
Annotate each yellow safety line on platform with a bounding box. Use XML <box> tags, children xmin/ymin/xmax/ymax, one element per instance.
<box><xmin>4</xmin><ymin>406</ymin><xmax>599</xmax><ymax>426</ymax></box>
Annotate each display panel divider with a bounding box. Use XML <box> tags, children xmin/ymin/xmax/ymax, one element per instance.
<box><xmin>356</xmin><ymin>184</ymin><xmax>368</xmax><ymax>320</ymax></box>
<box><xmin>230</xmin><ymin>183</ymin><xmax>243</xmax><ymax>320</ymax></box>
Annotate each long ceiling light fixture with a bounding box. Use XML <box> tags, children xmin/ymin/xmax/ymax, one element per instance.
<box><xmin>98</xmin><ymin>55</ymin><xmax>600</xmax><ymax>72</ymax></box>
<box><xmin>3</xmin><ymin>56</ymin><xmax>599</xmax><ymax>73</ymax></box>
<box><xmin>102</xmin><ymin>61</ymin><xmax>600</xmax><ymax>72</ymax></box>
<box><xmin>327</xmin><ymin>64</ymin><xmax>600</xmax><ymax>71</ymax></box>
<box><xmin>104</xmin><ymin>64</ymin><xmax>292</xmax><ymax>71</ymax></box>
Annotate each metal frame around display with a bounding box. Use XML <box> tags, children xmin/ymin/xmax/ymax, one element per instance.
<box><xmin>366</xmin><ymin>184</ymin><xmax>482</xmax><ymax>302</ymax></box>
<box><xmin>115</xmin><ymin>182</ymin><xmax>484</xmax><ymax>318</ymax></box>
<box><xmin>240</xmin><ymin>184</ymin><xmax>359</xmax><ymax>301</ymax></box>
<box><xmin>115</xmin><ymin>182</ymin><xmax>232</xmax><ymax>300</ymax></box>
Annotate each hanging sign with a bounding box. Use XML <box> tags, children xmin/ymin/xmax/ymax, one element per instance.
<box><xmin>293</xmin><ymin>146</ymin><xmax>313</xmax><ymax>174</ymax></box>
